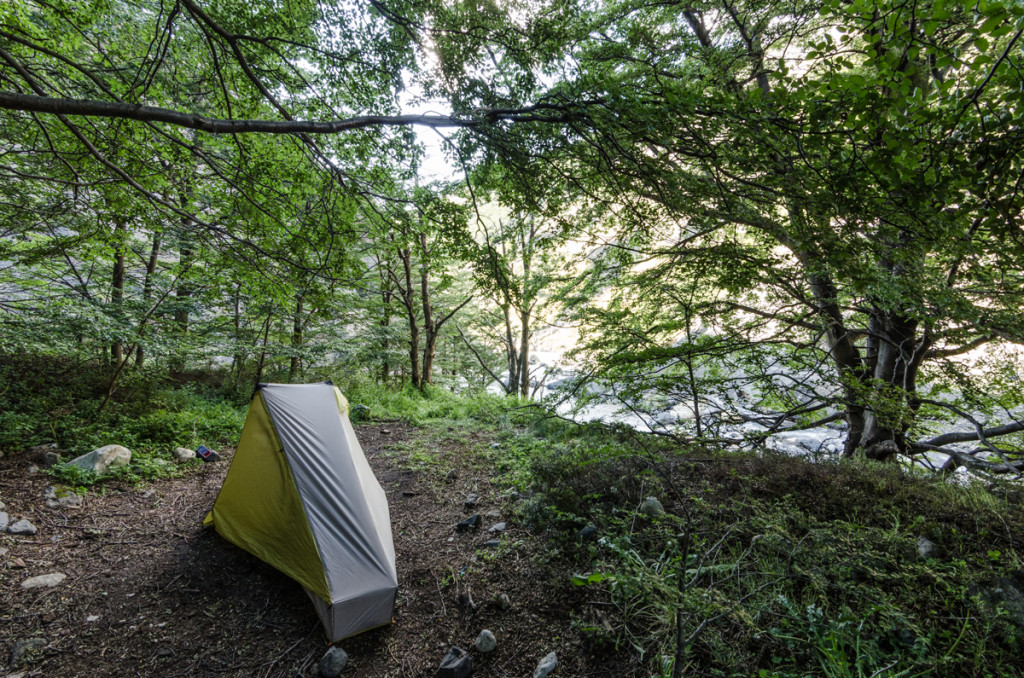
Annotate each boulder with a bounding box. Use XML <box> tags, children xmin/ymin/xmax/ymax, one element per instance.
<box><xmin>437</xmin><ymin>646</ymin><xmax>472</xmax><ymax>678</ymax></box>
<box><xmin>317</xmin><ymin>647</ymin><xmax>349</xmax><ymax>677</ymax></box>
<box><xmin>21</xmin><ymin>573</ymin><xmax>67</xmax><ymax>589</ymax></box>
<box><xmin>474</xmin><ymin>629</ymin><xmax>497</xmax><ymax>653</ymax></box>
<box><xmin>174</xmin><ymin>447</ymin><xmax>196</xmax><ymax>461</ymax></box>
<box><xmin>8</xmin><ymin>518</ymin><xmax>37</xmax><ymax>535</ymax></box>
<box><xmin>67</xmin><ymin>444</ymin><xmax>132</xmax><ymax>474</ymax></box>
<box><xmin>533</xmin><ymin>651</ymin><xmax>558</xmax><ymax>678</ymax></box>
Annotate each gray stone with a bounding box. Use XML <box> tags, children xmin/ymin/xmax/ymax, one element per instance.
<box><xmin>44</xmin><ymin>486</ymin><xmax>83</xmax><ymax>509</ymax></box>
<box><xmin>533</xmin><ymin>651</ymin><xmax>558</xmax><ymax>678</ymax></box>
<box><xmin>464</xmin><ymin>493</ymin><xmax>479</xmax><ymax>508</ymax></box>
<box><xmin>437</xmin><ymin>646</ymin><xmax>472</xmax><ymax>678</ymax></box>
<box><xmin>317</xmin><ymin>647</ymin><xmax>349</xmax><ymax>677</ymax></box>
<box><xmin>577</xmin><ymin>525</ymin><xmax>598</xmax><ymax>541</ymax></box>
<box><xmin>455</xmin><ymin>515</ymin><xmax>480</xmax><ymax>532</ymax></box>
<box><xmin>8</xmin><ymin>518</ymin><xmax>37</xmax><ymax>535</ymax></box>
<box><xmin>27</xmin><ymin>464</ymin><xmax>39</xmax><ymax>474</ymax></box>
<box><xmin>497</xmin><ymin>593</ymin><xmax>511</xmax><ymax>610</ymax></box>
<box><xmin>41</xmin><ymin>451</ymin><xmax>61</xmax><ymax>467</ymax></box>
<box><xmin>640</xmin><ymin>496</ymin><xmax>665</xmax><ymax>518</ymax></box>
<box><xmin>0</xmin><ymin>547</ymin><xmax>8</xmax><ymax>557</ymax></box>
<box><xmin>174</xmin><ymin>447</ymin><xmax>196</xmax><ymax>461</ymax></box>
<box><xmin>21</xmin><ymin>573</ymin><xmax>67</xmax><ymax>589</ymax></box>
<box><xmin>916</xmin><ymin>536</ymin><xmax>945</xmax><ymax>560</ymax></box>
<box><xmin>488</xmin><ymin>522</ymin><xmax>506</xmax><ymax>534</ymax></box>
<box><xmin>67</xmin><ymin>444</ymin><xmax>132</xmax><ymax>475</ymax></box>
<box><xmin>445</xmin><ymin>469</ymin><xmax>459</xmax><ymax>483</ymax></box>
<box><xmin>10</xmin><ymin>638</ymin><xmax>47</xmax><ymax>666</ymax></box>
<box><xmin>474</xmin><ymin>629</ymin><xmax>496</xmax><ymax>653</ymax></box>
<box><xmin>0</xmin><ymin>511</ymin><xmax>8</xmax><ymax>532</ymax></box>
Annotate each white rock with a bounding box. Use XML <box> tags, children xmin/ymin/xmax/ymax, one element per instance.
<box><xmin>21</xmin><ymin>573</ymin><xmax>67</xmax><ymax>589</ymax></box>
<box><xmin>174</xmin><ymin>447</ymin><xmax>196</xmax><ymax>461</ymax></box>
<box><xmin>474</xmin><ymin>629</ymin><xmax>497</xmax><ymax>653</ymax></box>
<box><xmin>533</xmin><ymin>651</ymin><xmax>558</xmax><ymax>678</ymax></box>
<box><xmin>0</xmin><ymin>511</ymin><xmax>8</xmax><ymax>531</ymax></box>
<box><xmin>86</xmin><ymin>615</ymin><xmax>100</xmax><ymax>623</ymax></box>
<box><xmin>67</xmin><ymin>445</ymin><xmax>132</xmax><ymax>474</ymax></box>
<box><xmin>488</xmin><ymin>522</ymin><xmax>506</xmax><ymax>534</ymax></box>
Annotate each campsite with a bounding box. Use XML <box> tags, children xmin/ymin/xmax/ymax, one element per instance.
<box><xmin>2</xmin><ymin>0</ymin><xmax>1024</xmax><ymax>676</ymax></box>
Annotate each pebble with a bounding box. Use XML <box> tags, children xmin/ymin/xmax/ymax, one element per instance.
<box><xmin>317</xmin><ymin>647</ymin><xmax>349</xmax><ymax>677</ymax></box>
<box><xmin>487</xmin><ymin>522</ymin><xmax>506</xmax><ymax>533</ymax></box>
<box><xmin>8</xmin><ymin>518</ymin><xmax>37</xmax><ymax>535</ymax></box>
<box><xmin>498</xmin><ymin>593</ymin><xmax>511</xmax><ymax>609</ymax></box>
<box><xmin>533</xmin><ymin>651</ymin><xmax>558</xmax><ymax>678</ymax></box>
<box><xmin>445</xmin><ymin>469</ymin><xmax>459</xmax><ymax>483</ymax></box>
<box><xmin>474</xmin><ymin>629</ymin><xmax>497</xmax><ymax>653</ymax></box>
<box><xmin>464</xmin><ymin>493</ymin><xmax>479</xmax><ymax>508</ymax></box>
<box><xmin>0</xmin><ymin>546</ymin><xmax>7</xmax><ymax>557</ymax></box>
<box><xmin>21</xmin><ymin>573</ymin><xmax>67</xmax><ymax>589</ymax></box>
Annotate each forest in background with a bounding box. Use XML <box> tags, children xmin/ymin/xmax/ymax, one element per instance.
<box><xmin>1</xmin><ymin>0</ymin><xmax>1023</xmax><ymax>470</ymax></box>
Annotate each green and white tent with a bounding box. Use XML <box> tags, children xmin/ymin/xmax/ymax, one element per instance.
<box><xmin>204</xmin><ymin>382</ymin><xmax>398</xmax><ymax>641</ymax></box>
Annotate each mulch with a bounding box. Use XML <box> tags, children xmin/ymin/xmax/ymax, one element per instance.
<box><xmin>0</xmin><ymin>424</ymin><xmax>627</xmax><ymax>677</ymax></box>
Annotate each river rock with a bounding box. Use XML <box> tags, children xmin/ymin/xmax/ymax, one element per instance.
<box><xmin>21</xmin><ymin>572</ymin><xmax>67</xmax><ymax>589</ymax></box>
<box><xmin>640</xmin><ymin>496</ymin><xmax>665</xmax><ymax>518</ymax></box>
<box><xmin>437</xmin><ymin>646</ymin><xmax>472</xmax><ymax>678</ymax></box>
<box><xmin>8</xmin><ymin>518</ymin><xmax>37</xmax><ymax>535</ymax></box>
<box><xmin>68</xmin><ymin>444</ymin><xmax>132</xmax><ymax>474</ymax></box>
<box><xmin>474</xmin><ymin>629</ymin><xmax>497</xmax><ymax>653</ymax></box>
<box><xmin>533</xmin><ymin>651</ymin><xmax>558</xmax><ymax>678</ymax></box>
<box><xmin>10</xmin><ymin>638</ymin><xmax>47</xmax><ymax>665</ymax></box>
<box><xmin>317</xmin><ymin>647</ymin><xmax>349</xmax><ymax>677</ymax></box>
<box><xmin>174</xmin><ymin>447</ymin><xmax>196</xmax><ymax>461</ymax></box>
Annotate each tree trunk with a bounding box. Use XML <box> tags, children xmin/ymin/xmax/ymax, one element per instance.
<box><xmin>400</xmin><ymin>247</ymin><xmax>421</xmax><ymax>389</ymax></box>
<box><xmin>135</xmin><ymin>228</ymin><xmax>161</xmax><ymax>367</ymax></box>
<box><xmin>289</xmin><ymin>293</ymin><xmax>303</xmax><ymax>382</ymax></box>
<box><xmin>420</xmin><ymin>234</ymin><xmax>437</xmax><ymax>388</ymax></box>
<box><xmin>110</xmin><ymin>219</ymin><xmax>126</xmax><ymax>365</ymax></box>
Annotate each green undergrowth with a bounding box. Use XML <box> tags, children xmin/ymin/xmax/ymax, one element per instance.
<box><xmin>389</xmin><ymin>394</ymin><xmax>1024</xmax><ymax>677</ymax></box>
<box><xmin>0</xmin><ymin>355</ymin><xmax>246</xmax><ymax>486</ymax></box>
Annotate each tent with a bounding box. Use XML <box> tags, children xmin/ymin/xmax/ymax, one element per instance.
<box><xmin>204</xmin><ymin>382</ymin><xmax>398</xmax><ymax>641</ymax></box>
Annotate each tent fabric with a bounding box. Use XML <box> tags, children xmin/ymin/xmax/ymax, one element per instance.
<box><xmin>202</xmin><ymin>392</ymin><xmax>330</xmax><ymax>601</ymax></box>
<box><xmin>204</xmin><ymin>382</ymin><xmax>398</xmax><ymax>641</ymax></box>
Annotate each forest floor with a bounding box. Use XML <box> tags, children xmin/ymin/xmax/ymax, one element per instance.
<box><xmin>0</xmin><ymin>423</ymin><xmax>619</xmax><ymax>678</ymax></box>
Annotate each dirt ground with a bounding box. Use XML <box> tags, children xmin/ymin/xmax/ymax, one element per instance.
<box><xmin>1</xmin><ymin>424</ymin><xmax>624</xmax><ymax>677</ymax></box>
